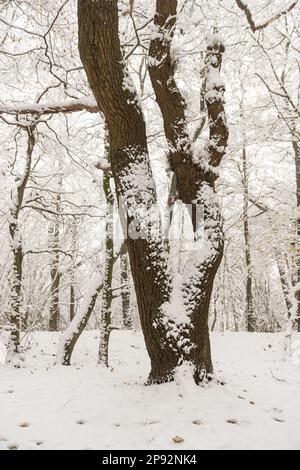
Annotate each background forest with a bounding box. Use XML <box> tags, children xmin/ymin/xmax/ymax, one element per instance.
<box><xmin>1</xmin><ymin>0</ymin><xmax>300</xmax><ymax>348</ymax></box>
<box><xmin>0</xmin><ymin>0</ymin><xmax>300</xmax><ymax>451</ymax></box>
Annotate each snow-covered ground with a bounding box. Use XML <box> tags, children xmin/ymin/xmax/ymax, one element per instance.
<box><xmin>0</xmin><ymin>331</ymin><xmax>300</xmax><ymax>450</ymax></box>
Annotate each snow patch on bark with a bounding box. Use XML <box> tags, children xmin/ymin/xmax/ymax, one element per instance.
<box><xmin>162</xmin><ymin>273</ymin><xmax>188</xmax><ymax>325</ymax></box>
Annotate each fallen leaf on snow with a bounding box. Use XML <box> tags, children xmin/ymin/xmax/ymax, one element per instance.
<box><xmin>172</xmin><ymin>435</ymin><xmax>184</xmax><ymax>443</ymax></box>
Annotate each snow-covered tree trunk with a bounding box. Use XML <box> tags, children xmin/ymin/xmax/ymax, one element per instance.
<box><xmin>292</xmin><ymin>140</ymin><xmax>300</xmax><ymax>332</ymax></box>
<box><xmin>99</xmin><ymin>168</ymin><xmax>114</xmax><ymax>366</ymax></box>
<box><xmin>276</xmin><ymin>255</ymin><xmax>294</xmax><ymax>351</ymax></box>
<box><xmin>7</xmin><ymin>126</ymin><xmax>35</xmax><ymax>360</ymax></box>
<box><xmin>48</xmin><ymin>190</ymin><xmax>61</xmax><ymax>331</ymax></box>
<box><xmin>78</xmin><ymin>0</ymin><xmax>178</xmax><ymax>384</ymax></box>
<box><xmin>242</xmin><ymin>145</ymin><xmax>255</xmax><ymax>331</ymax></box>
<box><xmin>251</xmin><ymin>198</ymin><xmax>296</xmax><ymax>344</ymax></box>
<box><xmin>147</xmin><ymin>1</ymin><xmax>228</xmax><ymax>384</ymax></box>
<box><xmin>69</xmin><ymin>223</ymin><xmax>79</xmax><ymax>323</ymax></box>
<box><xmin>120</xmin><ymin>243</ymin><xmax>132</xmax><ymax>330</ymax></box>
<box><xmin>78</xmin><ymin>0</ymin><xmax>228</xmax><ymax>384</ymax></box>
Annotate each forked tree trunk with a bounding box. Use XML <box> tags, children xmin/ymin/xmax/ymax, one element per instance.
<box><xmin>78</xmin><ymin>0</ymin><xmax>228</xmax><ymax>384</ymax></box>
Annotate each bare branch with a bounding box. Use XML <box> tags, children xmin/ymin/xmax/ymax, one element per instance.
<box><xmin>236</xmin><ymin>0</ymin><xmax>298</xmax><ymax>32</ymax></box>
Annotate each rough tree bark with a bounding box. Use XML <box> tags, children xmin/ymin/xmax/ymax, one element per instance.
<box><xmin>78</xmin><ymin>0</ymin><xmax>228</xmax><ymax>384</ymax></box>
<box><xmin>148</xmin><ymin>0</ymin><xmax>228</xmax><ymax>383</ymax></box>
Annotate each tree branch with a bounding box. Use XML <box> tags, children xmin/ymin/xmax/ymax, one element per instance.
<box><xmin>0</xmin><ymin>98</ymin><xmax>99</xmax><ymax>116</ymax></box>
<box><xmin>148</xmin><ymin>0</ymin><xmax>190</xmax><ymax>165</ymax></box>
<box><xmin>236</xmin><ymin>0</ymin><xmax>298</xmax><ymax>32</ymax></box>
<box><xmin>148</xmin><ymin>1</ymin><xmax>228</xmax><ymax>206</ymax></box>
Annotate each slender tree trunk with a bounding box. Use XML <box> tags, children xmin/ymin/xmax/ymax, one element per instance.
<box><xmin>70</xmin><ymin>284</ymin><xmax>75</xmax><ymax>322</ymax></box>
<box><xmin>9</xmin><ymin>242</ymin><xmax>23</xmax><ymax>355</ymax></box>
<box><xmin>69</xmin><ymin>224</ymin><xmax>78</xmax><ymax>323</ymax></box>
<box><xmin>250</xmin><ymin>197</ymin><xmax>295</xmax><ymax>336</ymax></box>
<box><xmin>211</xmin><ymin>296</ymin><xmax>218</xmax><ymax>332</ymax></box>
<box><xmin>99</xmin><ymin>161</ymin><xmax>114</xmax><ymax>366</ymax></box>
<box><xmin>242</xmin><ymin>145</ymin><xmax>255</xmax><ymax>331</ymax></box>
<box><xmin>120</xmin><ymin>242</ymin><xmax>132</xmax><ymax>329</ymax></box>
<box><xmin>57</xmin><ymin>274</ymin><xmax>102</xmax><ymax>365</ymax></box>
<box><xmin>276</xmin><ymin>254</ymin><xmax>294</xmax><ymax>350</ymax></box>
<box><xmin>293</xmin><ymin>140</ymin><xmax>300</xmax><ymax>332</ymax></box>
<box><xmin>49</xmin><ymin>191</ymin><xmax>61</xmax><ymax>331</ymax></box>
<box><xmin>8</xmin><ymin>126</ymin><xmax>35</xmax><ymax>358</ymax></box>
<box><xmin>276</xmin><ymin>256</ymin><xmax>293</xmax><ymax>320</ymax></box>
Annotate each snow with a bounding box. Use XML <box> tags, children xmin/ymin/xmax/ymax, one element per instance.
<box><xmin>206</xmin><ymin>66</ymin><xmax>225</xmax><ymax>92</ymax></box>
<box><xmin>162</xmin><ymin>273</ymin><xmax>188</xmax><ymax>325</ymax></box>
<box><xmin>1</xmin><ymin>330</ymin><xmax>300</xmax><ymax>450</ymax></box>
<box><xmin>0</xmin><ymin>339</ymin><xmax>7</xmax><ymax>365</ymax></box>
<box><xmin>206</xmin><ymin>32</ymin><xmax>225</xmax><ymax>49</ymax></box>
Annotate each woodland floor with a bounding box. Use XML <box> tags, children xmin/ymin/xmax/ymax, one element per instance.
<box><xmin>0</xmin><ymin>330</ymin><xmax>300</xmax><ymax>450</ymax></box>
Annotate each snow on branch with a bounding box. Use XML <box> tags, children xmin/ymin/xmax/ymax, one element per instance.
<box><xmin>236</xmin><ymin>0</ymin><xmax>298</xmax><ymax>32</ymax></box>
<box><xmin>204</xmin><ymin>33</ymin><xmax>228</xmax><ymax>169</ymax></box>
<box><xmin>0</xmin><ymin>98</ymin><xmax>99</xmax><ymax>116</ymax></box>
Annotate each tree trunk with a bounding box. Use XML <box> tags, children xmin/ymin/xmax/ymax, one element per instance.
<box><xmin>293</xmin><ymin>140</ymin><xmax>300</xmax><ymax>332</ymax></box>
<box><xmin>250</xmin><ymin>197</ymin><xmax>295</xmax><ymax>335</ymax></box>
<box><xmin>276</xmin><ymin>254</ymin><xmax>294</xmax><ymax>350</ymax></box>
<box><xmin>48</xmin><ymin>207</ymin><xmax>60</xmax><ymax>331</ymax></box>
<box><xmin>78</xmin><ymin>0</ymin><xmax>178</xmax><ymax>383</ymax></box>
<box><xmin>57</xmin><ymin>274</ymin><xmax>102</xmax><ymax>365</ymax></box>
<box><xmin>99</xmin><ymin>163</ymin><xmax>114</xmax><ymax>366</ymax></box>
<box><xmin>9</xmin><ymin>242</ymin><xmax>23</xmax><ymax>355</ymax></box>
<box><xmin>7</xmin><ymin>126</ymin><xmax>35</xmax><ymax>359</ymax></box>
<box><xmin>242</xmin><ymin>145</ymin><xmax>255</xmax><ymax>331</ymax></box>
<box><xmin>70</xmin><ymin>284</ymin><xmax>75</xmax><ymax>322</ymax></box>
<box><xmin>78</xmin><ymin>0</ymin><xmax>228</xmax><ymax>384</ymax></box>
<box><xmin>120</xmin><ymin>242</ymin><xmax>132</xmax><ymax>329</ymax></box>
<box><xmin>277</xmin><ymin>256</ymin><xmax>294</xmax><ymax>321</ymax></box>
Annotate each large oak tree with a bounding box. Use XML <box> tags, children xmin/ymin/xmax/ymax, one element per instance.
<box><xmin>77</xmin><ymin>0</ymin><xmax>228</xmax><ymax>384</ymax></box>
